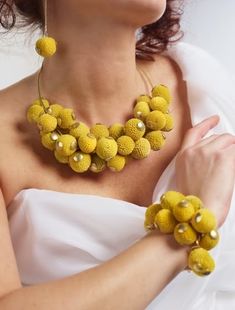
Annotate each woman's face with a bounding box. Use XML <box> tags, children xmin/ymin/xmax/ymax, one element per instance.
<box><xmin>54</xmin><ymin>0</ymin><xmax>167</xmax><ymax>27</ymax></box>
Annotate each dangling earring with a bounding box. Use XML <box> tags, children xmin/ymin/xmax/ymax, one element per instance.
<box><xmin>35</xmin><ymin>0</ymin><xmax>57</xmax><ymax>58</ymax></box>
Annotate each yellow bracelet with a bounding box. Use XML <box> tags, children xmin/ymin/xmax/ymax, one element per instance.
<box><xmin>144</xmin><ymin>190</ymin><xmax>220</xmax><ymax>276</ymax></box>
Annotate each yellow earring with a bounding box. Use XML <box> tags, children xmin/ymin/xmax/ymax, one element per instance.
<box><xmin>35</xmin><ymin>0</ymin><xmax>57</xmax><ymax>58</ymax></box>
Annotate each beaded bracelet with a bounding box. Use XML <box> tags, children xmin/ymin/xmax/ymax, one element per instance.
<box><xmin>144</xmin><ymin>191</ymin><xmax>220</xmax><ymax>276</ymax></box>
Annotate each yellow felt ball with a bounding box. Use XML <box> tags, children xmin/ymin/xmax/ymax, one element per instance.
<box><xmin>162</xmin><ymin>113</ymin><xmax>174</xmax><ymax>132</ymax></box>
<box><xmin>90</xmin><ymin>123</ymin><xmax>109</xmax><ymax>139</ymax></box>
<box><xmin>146</xmin><ymin>111</ymin><xmax>166</xmax><ymax>131</ymax></box>
<box><xmin>174</xmin><ymin>223</ymin><xmax>197</xmax><ymax>245</ymax></box>
<box><xmin>32</xmin><ymin>98</ymin><xmax>50</xmax><ymax>109</ymax></box>
<box><xmin>199</xmin><ymin>230</ymin><xmax>220</xmax><ymax>250</ymax></box>
<box><xmin>188</xmin><ymin>247</ymin><xmax>215</xmax><ymax>276</ymax></box>
<box><xmin>149</xmin><ymin>96</ymin><xmax>169</xmax><ymax>113</ymax></box>
<box><xmin>152</xmin><ymin>84</ymin><xmax>171</xmax><ymax>104</ymax></box>
<box><xmin>57</xmin><ymin>108</ymin><xmax>76</xmax><ymax>129</ymax></box>
<box><xmin>173</xmin><ymin>199</ymin><xmax>195</xmax><ymax>222</ymax></box>
<box><xmin>37</xmin><ymin>113</ymin><xmax>57</xmax><ymax>133</ymax></box>
<box><xmin>109</xmin><ymin>123</ymin><xmax>124</xmax><ymax>140</ymax></box>
<box><xmin>136</xmin><ymin>94</ymin><xmax>151</xmax><ymax>104</ymax></box>
<box><xmin>69</xmin><ymin>122</ymin><xmax>90</xmax><ymax>139</ymax></box>
<box><xmin>145</xmin><ymin>130</ymin><xmax>166</xmax><ymax>151</ymax></box>
<box><xmin>35</xmin><ymin>36</ymin><xmax>57</xmax><ymax>57</ymax></box>
<box><xmin>26</xmin><ymin>104</ymin><xmax>44</xmax><ymax>123</ymax></box>
<box><xmin>131</xmin><ymin>137</ymin><xmax>151</xmax><ymax>159</ymax></box>
<box><xmin>107</xmin><ymin>154</ymin><xmax>126</xmax><ymax>172</ymax></box>
<box><xmin>55</xmin><ymin>134</ymin><xmax>77</xmax><ymax>156</ymax></box>
<box><xmin>54</xmin><ymin>150</ymin><xmax>69</xmax><ymax>164</ymax></box>
<box><xmin>144</xmin><ymin>203</ymin><xmax>162</xmax><ymax>231</ymax></box>
<box><xmin>89</xmin><ymin>154</ymin><xmax>106</xmax><ymax>173</ymax></box>
<box><xmin>185</xmin><ymin>195</ymin><xmax>203</xmax><ymax>212</ymax></box>
<box><xmin>160</xmin><ymin>191</ymin><xmax>185</xmax><ymax>212</ymax></box>
<box><xmin>133</xmin><ymin>101</ymin><xmax>150</xmax><ymax>120</ymax></box>
<box><xmin>41</xmin><ymin>131</ymin><xmax>59</xmax><ymax>151</ymax></box>
<box><xmin>78</xmin><ymin>133</ymin><xmax>97</xmax><ymax>153</ymax></box>
<box><xmin>154</xmin><ymin>209</ymin><xmax>178</xmax><ymax>233</ymax></box>
<box><xmin>117</xmin><ymin>135</ymin><xmax>135</xmax><ymax>156</ymax></box>
<box><xmin>69</xmin><ymin>152</ymin><xmax>91</xmax><ymax>173</ymax></box>
<box><xmin>124</xmin><ymin>118</ymin><xmax>146</xmax><ymax>141</ymax></box>
<box><xmin>191</xmin><ymin>209</ymin><xmax>217</xmax><ymax>233</ymax></box>
<box><xmin>96</xmin><ymin>137</ymin><xmax>118</xmax><ymax>160</ymax></box>
<box><xmin>46</xmin><ymin>103</ymin><xmax>63</xmax><ymax>117</ymax></box>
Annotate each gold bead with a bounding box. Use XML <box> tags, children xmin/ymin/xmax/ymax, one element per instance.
<box><xmin>50</xmin><ymin>132</ymin><xmax>59</xmax><ymax>141</ymax></box>
<box><xmin>209</xmin><ymin>230</ymin><xmax>218</xmax><ymax>240</ymax></box>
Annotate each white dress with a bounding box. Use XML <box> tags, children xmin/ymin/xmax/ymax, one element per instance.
<box><xmin>7</xmin><ymin>42</ymin><xmax>235</xmax><ymax>309</ymax></box>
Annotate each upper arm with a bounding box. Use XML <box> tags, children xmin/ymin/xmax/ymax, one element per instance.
<box><xmin>0</xmin><ymin>187</ymin><xmax>22</xmax><ymax>298</ymax></box>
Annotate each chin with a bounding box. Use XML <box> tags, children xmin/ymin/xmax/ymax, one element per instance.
<box><xmin>112</xmin><ymin>0</ymin><xmax>167</xmax><ymax>27</ymax></box>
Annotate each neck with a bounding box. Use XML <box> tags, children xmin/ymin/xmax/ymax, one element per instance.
<box><xmin>39</xmin><ymin>16</ymin><xmax>151</xmax><ymax>127</ymax></box>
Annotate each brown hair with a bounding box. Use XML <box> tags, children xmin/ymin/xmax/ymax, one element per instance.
<box><xmin>0</xmin><ymin>0</ymin><xmax>183</xmax><ymax>61</ymax></box>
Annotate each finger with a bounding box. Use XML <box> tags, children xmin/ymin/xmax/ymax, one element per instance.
<box><xmin>193</xmin><ymin>134</ymin><xmax>220</xmax><ymax>148</ymax></box>
<box><xmin>180</xmin><ymin>114</ymin><xmax>220</xmax><ymax>151</ymax></box>
<box><xmin>204</xmin><ymin>134</ymin><xmax>235</xmax><ymax>151</ymax></box>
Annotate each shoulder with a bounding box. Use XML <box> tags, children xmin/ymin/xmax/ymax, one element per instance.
<box><xmin>165</xmin><ymin>42</ymin><xmax>235</xmax><ymax>132</ymax></box>
<box><xmin>165</xmin><ymin>41</ymin><xmax>235</xmax><ymax>93</ymax></box>
<box><xmin>0</xmin><ymin>73</ymin><xmax>38</xmax><ymax>201</ymax></box>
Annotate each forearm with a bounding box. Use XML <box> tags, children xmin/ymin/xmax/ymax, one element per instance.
<box><xmin>0</xmin><ymin>231</ymin><xmax>188</xmax><ymax>310</ymax></box>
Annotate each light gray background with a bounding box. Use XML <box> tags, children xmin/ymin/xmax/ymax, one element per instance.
<box><xmin>0</xmin><ymin>0</ymin><xmax>235</xmax><ymax>89</ymax></box>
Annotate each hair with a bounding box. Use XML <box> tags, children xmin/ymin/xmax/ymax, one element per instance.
<box><xmin>0</xmin><ymin>0</ymin><xmax>183</xmax><ymax>61</ymax></box>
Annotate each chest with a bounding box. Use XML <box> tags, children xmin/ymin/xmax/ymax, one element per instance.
<box><xmin>2</xmin><ymin>91</ymin><xmax>191</xmax><ymax>208</ymax></box>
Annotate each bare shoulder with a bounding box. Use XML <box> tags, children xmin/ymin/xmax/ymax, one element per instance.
<box><xmin>0</xmin><ymin>72</ymin><xmax>39</xmax><ymax>204</ymax></box>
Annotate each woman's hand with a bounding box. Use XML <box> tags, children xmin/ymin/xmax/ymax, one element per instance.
<box><xmin>175</xmin><ymin>115</ymin><xmax>235</xmax><ymax>227</ymax></box>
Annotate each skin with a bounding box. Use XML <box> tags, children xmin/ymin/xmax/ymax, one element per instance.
<box><xmin>0</xmin><ymin>0</ymin><xmax>235</xmax><ymax>307</ymax></box>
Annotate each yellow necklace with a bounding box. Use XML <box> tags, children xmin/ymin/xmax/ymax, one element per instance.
<box><xmin>26</xmin><ymin>36</ymin><xmax>174</xmax><ymax>174</ymax></box>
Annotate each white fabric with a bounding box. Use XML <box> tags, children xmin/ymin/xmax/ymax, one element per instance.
<box><xmin>7</xmin><ymin>42</ymin><xmax>235</xmax><ymax>309</ymax></box>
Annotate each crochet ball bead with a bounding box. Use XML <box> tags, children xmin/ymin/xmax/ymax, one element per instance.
<box><xmin>41</xmin><ymin>131</ymin><xmax>59</xmax><ymax>151</ymax></box>
<box><xmin>146</xmin><ymin>111</ymin><xmax>166</xmax><ymax>131</ymax></box>
<box><xmin>55</xmin><ymin>134</ymin><xmax>78</xmax><ymax>156</ymax></box>
<box><xmin>27</xmin><ymin>104</ymin><xmax>44</xmax><ymax>123</ymax></box>
<box><xmin>191</xmin><ymin>209</ymin><xmax>217</xmax><ymax>233</ymax></box>
<box><xmin>124</xmin><ymin>118</ymin><xmax>146</xmax><ymax>141</ymax></box>
<box><xmin>136</xmin><ymin>94</ymin><xmax>151</xmax><ymax>104</ymax></box>
<box><xmin>37</xmin><ymin>113</ymin><xmax>57</xmax><ymax>133</ymax></box>
<box><xmin>185</xmin><ymin>195</ymin><xmax>203</xmax><ymax>211</ymax></box>
<box><xmin>90</xmin><ymin>123</ymin><xmax>109</xmax><ymax>139</ymax></box>
<box><xmin>188</xmin><ymin>248</ymin><xmax>215</xmax><ymax>276</ymax></box>
<box><xmin>78</xmin><ymin>133</ymin><xmax>97</xmax><ymax>153</ymax></box>
<box><xmin>35</xmin><ymin>36</ymin><xmax>57</xmax><ymax>57</ymax></box>
<box><xmin>199</xmin><ymin>230</ymin><xmax>220</xmax><ymax>250</ymax></box>
<box><xmin>117</xmin><ymin>135</ymin><xmax>135</xmax><ymax>156</ymax></box>
<box><xmin>69</xmin><ymin>152</ymin><xmax>91</xmax><ymax>173</ymax></box>
<box><xmin>144</xmin><ymin>203</ymin><xmax>162</xmax><ymax>231</ymax></box>
<box><xmin>109</xmin><ymin>123</ymin><xmax>124</xmax><ymax>140</ymax></box>
<box><xmin>174</xmin><ymin>223</ymin><xmax>197</xmax><ymax>245</ymax></box>
<box><xmin>133</xmin><ymin>101</ymin><xmax>150</xmax><ymax>120</ymax></box>
<box><xmin>152</xmin><ymin>84</ymin><xmax>171</xmax><ymax>104</ymax></box>
<box><xmin>89</xmin><ymin>154</ymin><xmax>106</xmax><ymax>173</ymax></box>
<box><xmin>145</xmin><ymin>130</ymin><xmax>166</xmax><ymax>151</ymax></box>
<box><xmin>162</xmin><ymin>114</ymin><xmax>174</xmax><ymax>132</ymax></box>
<box><xmin>160</xmin><ymin>191</ymin><xmax>185</xmax><ymax>212</ymax></box>
<box><xmin>54</xmin><ymin>150</ymin><xmax>69</xmax><ymax>164</ymax></box>
<box><xmin>107</xmin><ymin>154</ymin><xmax>126</xmax><ymax>172</ymax></box>
<box><xmin>131</xmin><ymin>137</ymin><xmax>151</xmax><ymax>159</ymax></box>
<box><xmin>57</xmin><ymin>108</ymin><xmax>76</xmax><ymax>129</ymax></box>
<box><xmin>149</xmin><ymin>97</ymin><xmax>169</xmax><ymax>113</ymax></box>
<box><xmin>69</xmin><ymin>122</ymin><xmax>90</xmax><ymax>139</ymax></box>
<box><xmin>32</xmin><ymin>98</ymin><xmax>50</xmax><ymax>109</ymax></box>
<box><xmin>154</xmin><ymin>209</ymin><xmax>178</xmax><ymax>233</ymax></box>
<box><xmin>96</xmin><ymin>137</ymin><xmax>118</xmax><ymax>160</ymax></box>
<box><xmin>46</xmin><ymin>103</ymin><xmax>63</xmax><ymax>117</ymax></box>
<box><xmin>173</xmin><ymin>199</ymin><xmax>195</xmax><ymax>222</ymax></box>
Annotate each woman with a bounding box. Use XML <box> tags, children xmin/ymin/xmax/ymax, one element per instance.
<box><xmin>0</xmin><ymin>0</ymin><xmax>235</xmax><ymax>308</ymax></box>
